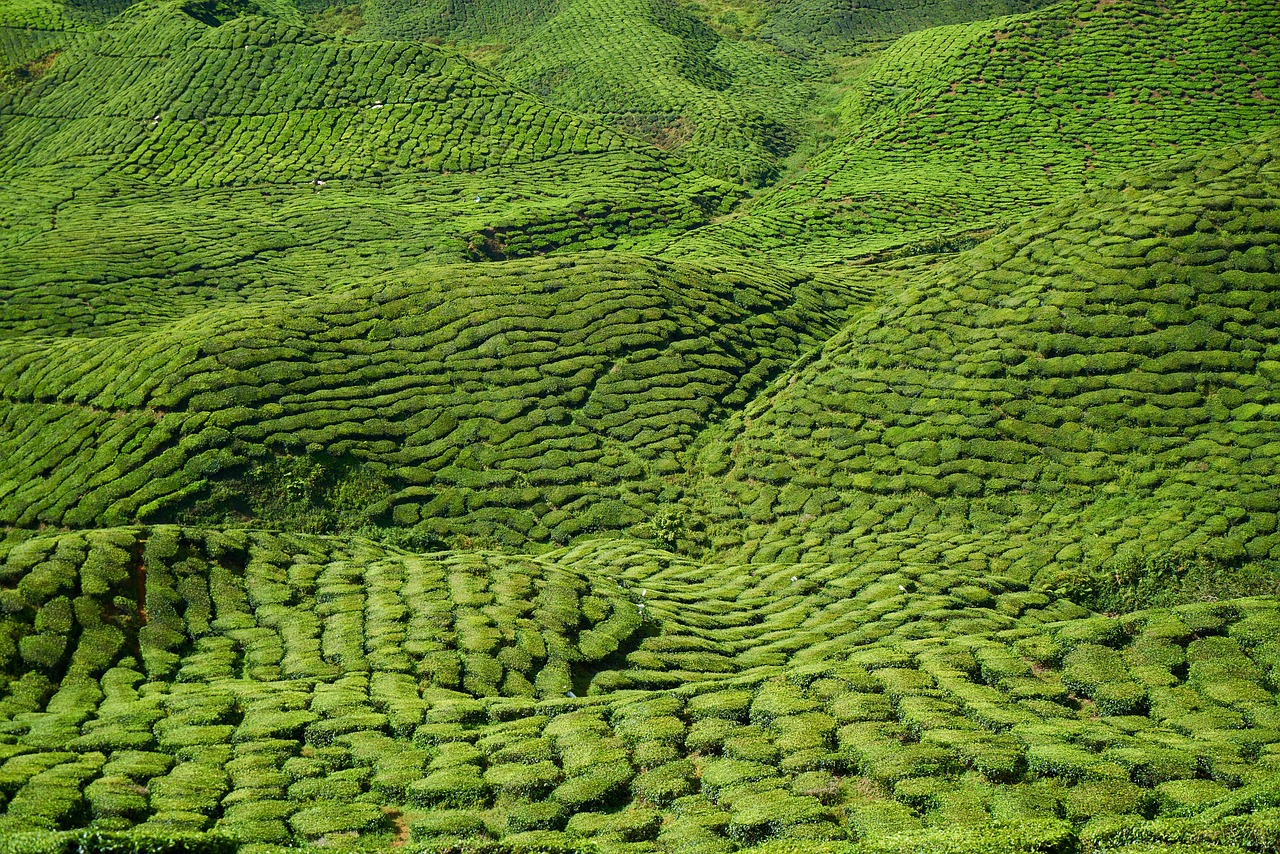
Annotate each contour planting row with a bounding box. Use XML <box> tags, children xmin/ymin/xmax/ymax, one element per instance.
<box><xmin>757</xmin><ymin>0</ymin><xmax>1055</xmax><ymax>55</ymax></box>
<box><xmin>689</xmin><ymin>133</ymin><xmax>1280</xmax><ymax>580</ymax></box>
<box><xmin>0</xmin><ymin>148</ymin><xmax>734</xmax><ymax>338</ymax></box>
<box><xmin>0</xmin><ymin>529</ymin><xmax>1277</xmax><ymax>851</ymax></box>
<box><xmin>489</xmin><ymin>0</ymin><xmax>814</xmax><ymax>185</ymax></box>
<box><xmin>0</xmin><ymin>253</ymin><xmax>866</xmax><ymax>548</ymax></box>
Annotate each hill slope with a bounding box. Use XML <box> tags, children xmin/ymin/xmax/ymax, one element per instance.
<box><xmin>686</xmin><ymin>133</ymin><xmax>1280</xmax><ymax>585</ymax></box>
<box><xmin>662</xmin><ymin>0</ymin><xmax>1280</xmax><ymax>264</ymax></box>
<box><xmin>0</xmin><ymin>252</ymin><xmax>866</xmax><ymax>548</ymax></box>
<box><xmin>0</xmin><ymin>0</ymin><xmax>737</xmax><ymax>330</ymax></box>
<box><xmin>0</xmin><ymin>527</ymin><xmax>1277</xmax><ymax>849</ymax></box>
<box><xmin>1</xmin><ymin>0</ymin><xmax>1280</xmax><ymax>852</ymax></box>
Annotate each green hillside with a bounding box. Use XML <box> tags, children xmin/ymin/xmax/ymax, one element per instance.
<box><xmin>0</xmin><ymin>252</ymin><xmax>864</xmax><ymax>547</ymax></box>
<box><xmin>687</xmin><ymin>133</ymin><xmax>1280</xmax><ymax>583</ymax></box>
<box><xmin>0</xmin><ymin>0</ymin><xmax>1279</xmax><ymax>851</ymax></box>
<box><xmin>661</xmin><ymin>0</ymin><xmax>1280</xmax><ymax>264</ymax></box>
<box><xmin>0</xmin><ymin>0</ymin><xmax>737</xmax><ymax>324</ymax></box>
<box><xmin>756</xmin><ymin>0</ymin><xmax>1056</xmax><ymax>55</ymax></box>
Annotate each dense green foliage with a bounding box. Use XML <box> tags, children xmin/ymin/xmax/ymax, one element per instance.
<box><xmin>687</xmin><ymin>134</ymin><xmax>1280</xmax><ymax>584</ymax></box>
<box><xmin>1</xmin><ymin>0</ymin><xmax>1278</xmax><ymax>851</ymax></box>
<box><xmin>0</xmin><ymin>528</ymin><xmax>1278</xmax><ymax>852</ymax></box>
<box><xmin>662</xmin><ymin>0</ymin><xmax>1280</xmax><ymax>264</ymax></box>
<box><xmin>0</xmin><ymin>252</ymin><xmax>864</xmax><ymax>547</ymax></box>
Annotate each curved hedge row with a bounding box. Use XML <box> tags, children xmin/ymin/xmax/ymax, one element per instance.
<box><xmin>0</xmin><ymin>529</ymin><xmax>1277</xmax><ymax>851</ymax></box>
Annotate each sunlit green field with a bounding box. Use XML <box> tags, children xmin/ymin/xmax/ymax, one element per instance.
<box><xmin>0</xmin><ymin>0</ymin><xmax>1277</xmax><ymax>851</ymax></box>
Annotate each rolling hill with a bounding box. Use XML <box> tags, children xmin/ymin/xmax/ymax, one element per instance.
<box><xmin>687</xmin><ymin>133</ymin><xmax>1280</xmax><ymax>585</ymax></box>
<box><xmin>0</xmin><ymin>0</ymin><xmax>1278</xmax><ymax>852</ymax></box>
<box><xmin>660</xmin><ymin>0</ymin><xmax>1280</xmax><ymax>264</ymax></box>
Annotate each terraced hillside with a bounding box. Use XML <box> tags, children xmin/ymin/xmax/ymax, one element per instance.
<box><xmin>2</xmin><ymin>0</ymin><xmax>1280</xmax><ymax>851</ymax></box>
<box><xmin>343</xmin><ymin>0</ymin><xmax>1079</xmax><ymax>186</ymax></box>
<box><xmin>0</xmin><ymin>0</ymin><xmax>737</xmax><ymax>326</ymax></box>
<box><xmin>756</xmin><ymin>0</ymin><xmax>1056</xmax><ymax>55</ymax></box>
<box><xmin>0</xmin><ymin>252</ymin><xmax>865</xmax><ymax>548</ymax></box>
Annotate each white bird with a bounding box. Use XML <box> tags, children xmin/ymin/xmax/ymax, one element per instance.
<box><xmin>791</xmin><ymin>576</ymin><xmax>798</xmax><ymax>582</ymax></box>
<box><xmin>899</xmin><ymin>585</ymin><xmax>908</xmax><ymax>593</ymax></box>
<box><xmin>640</xmin><ymin>589</ymin><xmax>646</xmax><ymax>597</ymax></box>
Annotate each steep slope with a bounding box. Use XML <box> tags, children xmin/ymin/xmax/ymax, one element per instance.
<box><xmin>662</xmin><ymin>0</ymin><xmax>1280</xmax><ymax>265</ymax></box>
<box><xmin>0</xmin><ymin>527</ymin><xmax>1277</xmax><ymax>850</ymax></box>
<box><xmin>344</xmin><ymin>0</ymin><xmax>1070</xmax><ymax>186</ymax></box>
<box><xmin>685</xmin><ymin>133</ymin><xmax>1280</xmax><ymax>586</ymax></box>
<box><xmin>0</xmin><ymin>0</ymin><xmax>130</xmax><ymax>78</ymax></box>
<box><xmin>0</xmin><ymin>253</ymin><xmax>867</xmax><ymax>548</ymax></box>
<box><xmin>0</xmin><ymin>0</ymin><xmax>737</xmax><ymax>326</ymax></box>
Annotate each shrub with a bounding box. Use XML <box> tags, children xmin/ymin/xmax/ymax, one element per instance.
<box><xmin>102</xmin><ymin>753</ymin><xmax>174</xmax><ymax>781</ymax></box>
<box><xmin>699</xmin><ymin>759</ymin><xmax>776</xmax><ymax>799</ymax></box>
<box><xmin>632</xmin><ymin>760</ymin><xmax>697</xmax><ymax>806</ymax></box>
<box><xmin>1154</xmin><ymin>779</ymin><xmax>1232</xmax><ymax>814</ymax></box>
<box><xmin>147</xmin><ymin>764</ymin><xmax>229</xmax><ymax>816</ymax></box>
<box><xmin>304</xmin><ymin>713</ymin><xmax>388</xmax><ymax>745</ymax></box>
<box><xmin>484</xmin><ymin>760</ymin><xmax>561</xmax><ymax>799</ymax></box>
<box><xmin>726</xmin><ymin>791</ymin><xmax>828</xmax><ymax>845</ymax></box>
<box><xmin>1064</xmin><ymin>779</ymin><xmax>1152</xmax><ymax>821</ymax></box>
<box><xmin>1062</xmin><ymin>643</ymin><xmax>1147</xmax><ymax>715</ymax></box>
<box><xmin>497</xmin><ymin>830</ymin><xmax>575</xmax><ymax>854</ymax></box>
<box><xmin>0</xmin><ymin>830</ymin><xmax>238</xmax><ymax>854</ymax></box>
<box><xmin>828</xmin><ymin>692</ymin><xmax>894</xmax><ymax>724</ymax></box>
<box><xmin>233</xmin><ymin>710</ymin><xmax>317</xmax><ymax>742</ymax></box>
<box><xmin>689</xmin><ymin>691</ymin><xmax>753</xmax><ymax>722</ymax></box>
<box><xmin>406</xmin><ymin>767</ymin><xmax>490</xmax><ymax>808</ymax></box>
<box><xmin>288</xmin><ymin>802</ymin><xmax>387</xmax><ymax>838</ymax></box>
<box><xmin>504</xmin><ymin>800</ymin><xmax>568</xmax><ymax>834</ymax></box>
<box><xmin>85</xmin><ymin>776</ymin><xmax>149</xmax><ymax>821</ymax></box>
<box><xmin>1026</xmin><ymin>745</ymin><xmax>1128</xmax><ymax>783</ymax></box>
<box><xmin>549</xmin><ymin>763</ymin><xmax>633</xmax><ymax>811</ymax></box>
<box><xmin>750</xmin><ymin>684</ymin><xmax>820</xmax><ymax>725</ymax></box>
<box><xmin>410</xmin><ymin>810</ymin><xmax>487</xmax><ymax>840</ymax></box>
<box><xmin>686</xmin><ymin>718</ymin><xmax>741</xmax><ymax>754</ymax></box>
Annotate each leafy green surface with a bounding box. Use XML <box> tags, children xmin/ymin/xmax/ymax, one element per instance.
<box><xmin>661</xmin><ymin>0</ymin><xmax>1280</xmax><ymax>264</ymax></box>
<box><xmin>0</xmin><ymin>527</ymin><xmax>1277</xmax><ymax>852</ymax></box>
<box><xmin>0</xmin><ymin>0</ymin><xmax>1279</xmax><ymax>850</ymax></box>
<box><xmin>686</xmin><ymin>133</ymin><xmax>1280</xmax><ymax>584</ymax></box>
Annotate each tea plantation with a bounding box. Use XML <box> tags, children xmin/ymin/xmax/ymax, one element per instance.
<box><xmin>1</xmin><ymin>0</ymin><xmax>1278</xmax><ymax>851</ymax></box>
<box><xmin>688</xmin><ymin>133</ymin><xmax>1280</xmax><ymax>585</ymax></box>
<box><xmin>661</xmin><ymin>0</ymin><xmax>1280</xmax><ymax>264</ymax></box>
